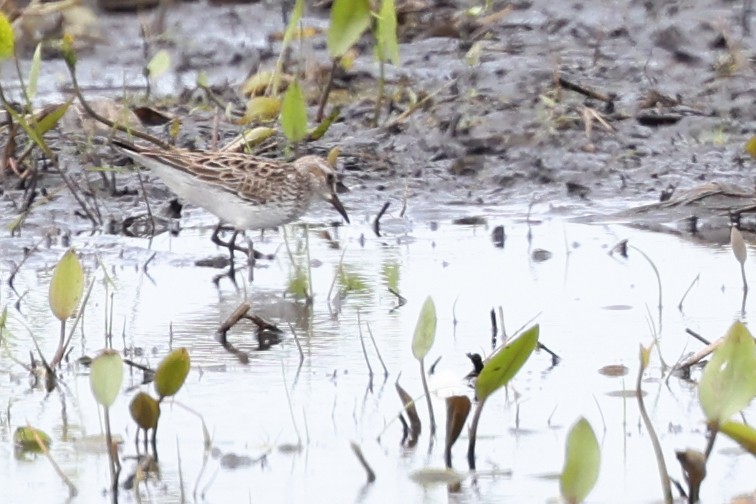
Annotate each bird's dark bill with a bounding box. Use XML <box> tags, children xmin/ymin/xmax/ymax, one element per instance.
<box><xmin>329</xmin><ymin>193</ymin><xmax>350</xmax><ymax>224</ymax></box>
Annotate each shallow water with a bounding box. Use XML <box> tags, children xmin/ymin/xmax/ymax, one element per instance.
<box><xmin>1</xmin><ymin>200</ymin><xmax>756</xmax><ymax>503</ymax></box>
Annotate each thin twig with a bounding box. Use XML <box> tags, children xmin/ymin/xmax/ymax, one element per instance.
<box><xmin>356</xmin><ymin>311</ymin><xmax>373</xmax><ymax>378</ymax></box>
<box><xmin>365</xmin><ymin>322</ymin><xmax>388</xmax><ymax>377</ymax></box>
<box><xmin>677</xmin><ymin>274</ymin><xmax>700</xmax><ymax>312</ymax></box>
<box><xmin>287</xmin><ymin>322</ymin><xmax>304</xmax><ymax>366</ymax></box>
<box><xmin>27</xmin><ymin>420</ymin><xmax>78</xmax><ymax>497</ymax></box>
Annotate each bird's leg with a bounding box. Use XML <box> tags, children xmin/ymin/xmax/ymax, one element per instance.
<box><xmin>211</xmin><ymin>223</ymin><xmax>267</xmax><ymax>260</ymax></box>
<box><xmin>227</xmin><ymin>231</ymin><xmax>239</xmax><ymax>280</ymax></box>
<box><xmin>210</xmin><ymin>223</ymin><xmax>241</xmax><ymax>282</ymax></box>
<box><xmin>246</xmin><ymin>236</ymin><xmax>255</xmax><ymax>283</ymax></box>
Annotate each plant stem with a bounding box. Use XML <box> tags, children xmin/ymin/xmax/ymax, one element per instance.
<box><xmin>372</xmin><ymin>60</ymin><xmax>386</xmax><ymax>127</ymax></box>
<box><xmin>467</xmin><ymin>399</ymin><xmax>485</xmax><ymax>470</ymax></box>
<box><xmin>740</xmin><ymin>263</ymin><xmax>748</xmax><ymax>292</ymax></box>
<box><xmin>636</xmin><ymin>346</ymin><xmax>673</xmax><ymax>503</ymax></box>
<box><xmin>65</xmin><ymin>60</ymin><xmax>170</xmax><ymax>149</ymax></box>
<box><xmin>316</xmin><ymin>59</ymin><xmax>337</xmax><ymax>123</ymax></box>
<box><xmin>103</xmin><ymin>407</ymin><xmax>120</xmax><ymax>498</ymax></box>
<box><xmin>50</xmin><ymin>320</ymin><xmax>67</xmax><ymax>369</ymax></box>
<box><xmin>419</xmin><ymin>359</ymin><xmax>436</xmax><ymax>437</ymax></box>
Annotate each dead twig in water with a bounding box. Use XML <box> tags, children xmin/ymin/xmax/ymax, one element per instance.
<box><xmin>350</xmin><ymin>441</ymin><xmax>376</xmax><ymax>483</ymax></box>
<box><xmin>685</xmin><ymin>328</ymin><xmax>710</xmax><ymax>346</ymax></box>
<box><xmin>27</xmin><ymin>419</ymin><xmax>78</xmax><ymax>498</ymax></box>
<box><xmin>677</xmin><ymin>274</ymin><xmax>700</xmax><ymax>312</ymax></box>
<box><xmin>8</xmin><ymin>232</ymin><xmax>50</xmax><ymax>297</ymax></box>
<box><xmin>387</xmin><ymin>288</ymin><xmax>406</xmax><ymax>312</ymax></box>
<box><xmin>366</xmin><ymin>322</ymin><xmax>389</xmax><ymax>378</ymax></box>
<box><xmin>357</xmin><ymin>311</ymin><xmax>374</xmax><ymax>382</ymax></box>
<box><xmin>557</xmin><ymin>76</ymin><xmax>616</xmax><ymax>105</ymax></box>
<box><xmin>373</xmin><ymin>201</ymin><xmax>390</xmax><ymax>237</ymax></box>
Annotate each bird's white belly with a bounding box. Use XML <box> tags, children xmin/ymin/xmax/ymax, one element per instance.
<box><xmin>143</xmin><ymin>158</ymin><xmax>301</xmax><ymax>230</ymax></box>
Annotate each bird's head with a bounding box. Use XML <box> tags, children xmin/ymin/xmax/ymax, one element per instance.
<box><xmin>295</xmin><ymin>155</ymin><xmax>349</xmax><ymax>224</ymax></box>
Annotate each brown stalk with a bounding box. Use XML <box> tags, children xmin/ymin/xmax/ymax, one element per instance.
<box><xmin>444</xmin><ymin>396</ymin><xmax>471</xmax><ymax>468</ymax></box>
<box><xmin>316</xmin><ymin>59</ymin><xmax>338</xmax><ymax>123</ymax></box>
<box><xmin>350</xmin><ymin>441</ymin><xmax>376</xmax><ymax>483</ymax></box>
<box><xmin>65</xmin><ymin>60</ymin><xmax>171</xmax><ymax>150</ymax></box>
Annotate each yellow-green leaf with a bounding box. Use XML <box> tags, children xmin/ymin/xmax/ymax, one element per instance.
<box><xmin>698</xmin><ymin>321</ymin><xmax>756</xmax><ymax>423</ymax></box>
<box><xmin>283</xmin><ymin>0</ymin><xmax>305</xmax><ymax>45</ymax></box>
<box><xmin>476</xmin><ymin>324</ymin><xmax>539</xmax><ymax>402</ymax></box>
<box><xmin>35</xmin><ymin>99</ymin><xmax>74</xmax><ymax>137</ymax></box>
<box><xmin>146</xmin><ymin>49</ymin><xmax>171</xmax><ymax>80</ymax></box>
<box><xmin>14</xmin><ymin>426</ymin><xmax>51</xmax><ymax>452</ymax></box>
<box><xmin>720</xmin><ymin>420</ymin><xmax>756</xmax><ymax>456</ymax></box>
<box><xmin>375</xmin><ymin>0</ymin><xmax>399</xmax><ymax>64</ymax></box>
<box><xmin>130</xmin><ymin>391</ymin><xmax>160</xmax><ymax>430</ymax></box>
<box><xmin>60</xmin><ymin>33</ymin><xmax>76</xmax><ymax>69</ymax></box>
<box><xmin>49</xmin><ymin>248</ymin><xmax>85</xmax><ymax>321</ymax></box>
<box><xmin>241</xmin><ymin>70</ymin><xmax>289</xmax><ymax>96</ymax></box>
<box><xmin>196</xmin><ymin>70</ymin><xmax>209</xmax><ymax>88</ymax></box>
<box><xmin>327</xmin><ymin>0</ymin><xmax>371</xmax><ymax>58</ymax></box>
<box><xmin>745</xmin><ymin>136</ymin><xmax>756</xmax><ymax>159</ymax></box>
<box><xmin>154</xmin><ymin>348</ymin><xmax>191</xmax><ymax>399</ymax></box>
<box><xmin>639</xmin><ymin>344</ymin><xmax>651</xmax><ymax>369</ymax></box>
<box><xmin>0</xmin><ymin>13</ymin><xmax>14</xmax><ymax>61</ymax></box>
<box><xmin>5</xmin><ymin>106</ymin><xmax>49</xmax><ymax>157</ymax></box>
<box><xmin>307</xmin><ymin>106</ymin><xmax>341</xmax><ymax>141</ymax></box>
<box><xmin>411</xmin><ymin>296</ymin><xmax>436</xmax><ymax>360</ymax></box>
<box><xmin>560</xmin><ymin>417</ymin><xmax>601</xmax><ymax>503</ymax></box>
<box><xmin>280</xmin><ymin>80</ymin><xmax>308</xmax><ymax>142</ymax></box>
<box><xmin>27</xmin><ymin>43</ymin><xmax>42</xmax><ymax>100</ymax></box>
<box><xmin>243</xmin><ymin>96</ymin><xmax>281</xmax><ymax>123</ymax></box>
<box><xmin>90</xmin><ymin>350</ymin><xmax>124</xmax><ymax>408</ymax></box>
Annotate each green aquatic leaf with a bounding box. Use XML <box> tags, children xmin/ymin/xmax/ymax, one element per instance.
<box><xmin>154</xmin><ymin>348</ymin><xmax>191</xmax><ymax>399</ymax></box>
<box><xmin>27</xmin><ymin>43</ymin><xmax>42</xmax><ymax>100</ymax></box>
<box><xmin>283</xmin><ymin>0</ymin><xmax>305</xmax><ymax>45</ymax></box>
<box><xmin>14</xmin><ymin>426</ymin><xmax>52</xmax><ymax>452</ymax></box>
<box><xmin>476</xmin><ymin>324</ymin><xmax>539</xmax><ymax>402</ymax></box>
<box><xmin>130</xmin><ymin>391</ymin><xmax>160</xmax><ymax>430</ymax></box>
<box><xmin>375</xmin><ymin>0</ymin><xmax>399</xmax><ymax>64</ymax></box>
<box><xmin>243</xmin><ymin>96</ymin><xmax>281</xmax><ymax>123</ymax></box>
<box><xmin>49</xmin><ymin>248</ymin><xmax>85</xmax><ymax>321</ymax></box>
<box><xmin>328</xmin><ymin>0</ymin><xmax>371</xmax><ymax>58</ymax></box>
<box><xmin>146</xmin><ymin>49</ymin><xmax>171</xmax><ymax>79</ymax></box>
<box><xmin>307</xmin><ymin>106</ymin><xmax>340</xmax><ymax>141</ymax></box>
<box><xmin>411</xmin><ymin>296</ymin><xmax>436</xmax><ymax>360</ymax></box>
<box><xmin>90</xmin><ymin>350</ymin><xmax>123</xmax><ymax>408</ymax></box>
<box><xmin>698</xmin><ymin>321</ymin><xmax>756</xmax><ymax>424</ymax></box>
<box><xmin>720</xmin><ymin>420</ymin><xmax>756</xmax><ymax>456</ymax></box>
<box><xmin>0</xmin><ymin>12</ymin><xmax>14</xmax><ymax>61</ymax></box>
<box><xmin>35</xmin><ymin>99</ymin><xmax>73</xmax><ymax>137</ymax></box>
<box><xmin>746</xmin><ymin>136</ymin><xmax>756</xmax><ymax>159</ymax></box>
<box><xmin>560</xmin><ymin>417</ymin><xmax>601</xmax><ymax>503</ymax></box>
<box><xmin>280</xmin><ymin>80</ymin><xmax>307</xmax><ymax>142</ymax></box>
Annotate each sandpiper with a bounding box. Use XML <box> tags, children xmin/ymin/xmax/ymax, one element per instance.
<box><xmin>113</xmin><ymin>140</ymin><xmax>349</xmax><ymax>274</ymax></box>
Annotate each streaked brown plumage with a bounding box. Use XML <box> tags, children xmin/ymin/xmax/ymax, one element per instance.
<box><xmin>113</xmin><ymin>140</ymin><xmax>349</xmax><ymax>229</ymax></box>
